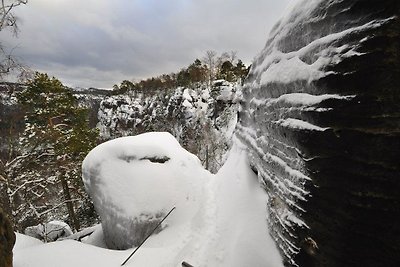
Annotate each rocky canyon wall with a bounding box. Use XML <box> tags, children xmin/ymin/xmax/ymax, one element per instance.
<box><xmin>237</xmin><ymin>0</ymin><xmax>400</xmax><ymax>266</ymax></box>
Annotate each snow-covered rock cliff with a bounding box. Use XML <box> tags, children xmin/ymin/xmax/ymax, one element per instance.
<box><xmin>96</xmin><ymin>82</ymin><xmax>240</xmax><ymax>173</ymax></box>
<box><xmin>237</xmin><ymin>0</ymin><xmax>400</xmax><ymax>266</ymax></box>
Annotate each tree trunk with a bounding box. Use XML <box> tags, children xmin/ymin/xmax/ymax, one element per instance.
<box><xmin>205</xmin><ymin>145</ymin><xmax>209</xmax><ymax>170</ymax></box>
<box><xmin>0</xmin><ymin>165</ymin><xmax>13</xmax><ymax>222</ymax></box>
<box><xmin>60</xmin><ymin>174</ymin><xmax>80</xmax><ymax>231</ymax></box>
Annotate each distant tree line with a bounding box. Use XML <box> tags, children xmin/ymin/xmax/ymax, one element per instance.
<box><xmin>112</xmin><ymin>50</ymin><xmax>250</xmax><ymax>94</ymax></box>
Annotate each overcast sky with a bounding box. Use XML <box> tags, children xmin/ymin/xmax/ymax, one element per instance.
<box><xmin>1</xmin><ymin>0</ymin><xmax>292</xmax><ymax>88</ymax></box>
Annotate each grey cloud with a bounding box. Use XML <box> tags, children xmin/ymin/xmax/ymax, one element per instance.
<box><xmin>2</xmin><ymin>0</ymin><xmax>293</xmax><ymax>88</ymax></box>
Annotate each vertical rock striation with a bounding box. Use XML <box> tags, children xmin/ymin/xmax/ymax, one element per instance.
<box><xmin>237</xmin><ymin>0</ymin><xmax>400</xmax><ymax>266</ymax></box>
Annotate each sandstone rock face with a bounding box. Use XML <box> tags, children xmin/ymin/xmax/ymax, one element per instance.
<box><xmin>0</xmin><ymin>207</ymin><xmax>15</xmax><ymax>267</ymax></box>
<box><xmin>237</xmin><ymin>0</ymin><xmax>400</xmax><ymax>266</ymax></box>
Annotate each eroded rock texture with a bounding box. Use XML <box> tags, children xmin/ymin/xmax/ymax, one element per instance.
<box><xmin>0</xmin><ymin>207</ymin><xmax>15</xmax><ymax>267</ymax></box>
<box><xmin>237</xmin><ymin>0</ymin><xmax>400</xmax><ymax>266</ymax></box>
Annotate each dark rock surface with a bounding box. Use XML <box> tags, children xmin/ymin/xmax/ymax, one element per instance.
<box><xmin>237</xmin><ymin>0</ymin><xmax>400</xmax><ymax>266</ymax></box>
<box><xmin>0</xmin><ymin>207</ymin><xmax>15</xmax><ymax>267</ymax></box>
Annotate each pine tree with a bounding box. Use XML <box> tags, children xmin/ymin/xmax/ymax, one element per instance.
<box><xmin>218</xmin><ymin>60</ymin><xmax>235</xmax><ymax>81</ymax></box>
<box><xmin>234</xmin><ymin>60</ymin><xmax>248</xmax><ymax>82</ymax></box>
<box><xmin>5</xmin><ymin>73</ymin><xmax>99</xmax><ymax>231</ymax></box>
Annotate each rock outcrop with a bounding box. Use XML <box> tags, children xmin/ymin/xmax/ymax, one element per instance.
<box><xmin>0</xmin><ymin>207</ymin><xmax>15</xmax><ymax>267</ymax></box>
<box><xmin>237</xmin><ymin>0</ymin><xmax>400</xmax><ymax>266</ymax></box>
<box><xmin>96</xmin><ymin>83</ymin><xmax>239</xmax><ymax>173</ymax></box>
<box><xmin>82</xmin><ymin>132</ymin><xmax>208</xmax><ymax>250</ymax></box>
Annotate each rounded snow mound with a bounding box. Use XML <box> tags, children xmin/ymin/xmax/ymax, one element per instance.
<box><xmin>82</xmin><ymin>132</ymin><xmax>208</xmax><ymax>250</ymax></box>
<box><xmin>24</xmin><ymin>221</ymin><xmax>73</xmax><ymax>242</ymax></box>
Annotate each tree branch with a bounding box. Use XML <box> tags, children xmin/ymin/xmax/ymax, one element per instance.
<box><xmin>38</xmin><ymin>198</ymin><xmax>79</xmax><ymax>218</ymax></box>
<box><xmin>9</xmin><ymin>178</ymin><xmax>45</xmax><ymax>197</ymax></box>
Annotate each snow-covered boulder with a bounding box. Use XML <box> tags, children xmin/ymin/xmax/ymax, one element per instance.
<box><xmin>24</xmin><ymin>221</ymin><xmax>73</xmax><ymax>242</ymax></box>
<box><xmin>82</xmin><ymin>132</ymin><xmax>208</xmax><ymax>249</ymax></box>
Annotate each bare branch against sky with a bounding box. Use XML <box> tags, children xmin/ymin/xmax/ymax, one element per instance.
<box><xmin>0</xmin><ymin>0</ymin><xmax>292</xmax><ymax>88</ymax></box>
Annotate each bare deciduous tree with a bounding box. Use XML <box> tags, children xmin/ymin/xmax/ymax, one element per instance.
<box><xmin>202</xmin><ymin>50</ymin><xmax>217</xmax><ymax>85</ymax></box>
<box><xmin>228</xmin><ymin>50</ymin><xmax>237</xmax><ymax>64</ymax></box>
<box><xmin>0</xmin><ymin>0</ymin><xmax>28</xmax><ymax>78</ymax></box>
<box><xmin>0</xmin><ymin>0</ymin><xmax>27</xmax><ymax>32</ymax></box>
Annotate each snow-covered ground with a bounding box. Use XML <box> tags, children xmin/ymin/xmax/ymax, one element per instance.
<box><xmin>13</xmin><ymin>133</ymin><xmax>283</xmax><ymax>267</ymax></box>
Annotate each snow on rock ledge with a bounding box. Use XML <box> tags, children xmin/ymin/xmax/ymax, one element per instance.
<box><xmin>82</xmin><ymin>132</ymin><xmax>208</xmax><ymax>250</ymax></box>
